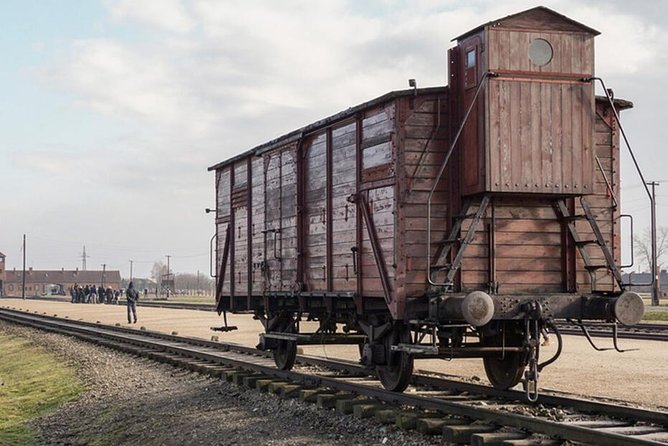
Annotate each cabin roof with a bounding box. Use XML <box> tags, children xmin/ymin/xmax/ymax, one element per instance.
<box><xmin>453</xmin><ymin>6</ymin><xmax>600</xmax><ymax>42</ymax></box>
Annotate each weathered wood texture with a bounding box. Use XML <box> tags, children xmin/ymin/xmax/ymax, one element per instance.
<box><xmin>212</xmin><ymin>9</ymin><xmax>625</xmax><ymax>318</ymax></box>
<box><xmin>486</xmin><ymin>78</ymin><xmax>594</xmax><ymax>194</ymax></box>
<box><xmin>488</xmin><ymin>29</ymin><xmax>594</xmax><ymax>74</ymax></box>
<box><xmin>456</xmin><ymin>99</ymin><xmax>620</xmax><ymax>293</ymax></box>
<box><xmin>399</xmin><ymin>95</ymin><xmax>450</xmax><ymax>297</ymax></box>
<box><xmin>458</xmin><ymin>14</ymin><xmax>597</xmax><ymax>196</ymax></box>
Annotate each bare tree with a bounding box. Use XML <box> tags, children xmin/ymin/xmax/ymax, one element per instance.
<box><xmin>151</xmin><ymin>261</ymin><xmax>167</xmax><ymax>287</ymax></box>
<box><xmin>174</xmin><ymin>272</ymin><xmax>214</xmax><ymax>294</ymax></box>
<box><xmin>633</xmin><ymin>226</ymin><xmax>668</xmax><ymax>272</ymax></box>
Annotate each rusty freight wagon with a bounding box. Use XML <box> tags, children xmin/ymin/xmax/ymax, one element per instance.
<box><xmin>208</xmin><ymin>7</ymin><xmax>645</xmax><ymax>397</ymax></box>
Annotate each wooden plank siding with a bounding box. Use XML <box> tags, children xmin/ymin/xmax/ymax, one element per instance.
<box><xmin>250</xmin><ymin>157</ymin><xmax>265</xmax><ymax>294</ymax></box>
<box><xmin>304</xmin><ymin>133</ymin><xmax>328</xmax><ymax>291</ymax></box>
<box><xmin>360</xmin><ymin>104</ymin><xmax>397</xmax><ymax>303</ymax></box>
<box><xmin>459</xmin><ymin>26</ymin><xmax>596</xmax><ymax>196</ymax></box>
<box><xmin>331</xmin><ymin>121</ymin><xmax>358</xmax><ymax>291</ymax></box>
<box><xmin>215</xmin><ymin>168</ymin><xmax>232</xmax><ymax>297</ymax></box>
<box><xmin>210</xmin><ymin>8</ymin><xmax>628</xmax><ymax>324</ymax></box>
<box><xmin>455</xmin><ymin>99</ymin><xmax>620</xmax><ymax>294</ymax></box>
<box><xmin>485</xmin><ymin>78</ymin><xmax>594</xmax><ymax>195</ymax></box>
<box><xmin>399</xmin><ymin>94</ymin><xmax>451</xmax><ymax>297</ymax></box>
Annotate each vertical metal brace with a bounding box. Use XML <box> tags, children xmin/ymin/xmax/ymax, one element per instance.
<box><xmin>215</xmin><ymin>224</ymin><xmax>232</xmax><ymax>315</ymax></box>
<box><xmin>351</xmin><ymin>193</ymin><xmax>393</xmax><ymax>308</ymax></box>
<box><xmin>427</xmin><ymin>72</ymin><xmax>493</xmax><ymax>286</ymax></box>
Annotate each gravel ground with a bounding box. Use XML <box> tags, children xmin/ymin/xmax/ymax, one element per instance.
<box><xmin>4</xmin><ymin>298</ymin><xmax>665</xmax><ymax>409</ymax></box>
<box><xmin>0</xmin><ymin>322</ymin><xmax>447</xmax><ymax>446</ymax></box>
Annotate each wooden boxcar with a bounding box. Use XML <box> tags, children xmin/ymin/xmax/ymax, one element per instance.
<box><xmin>209</xmin><ymin>7</ymin><xmax>644</xmax><ymax>396</ymax></box>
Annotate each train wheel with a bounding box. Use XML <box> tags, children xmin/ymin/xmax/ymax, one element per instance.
<box><xmin>376</xmin><ymin>327</ymin><xmax>414</xmax><ymax>392</ymax></box>
<box><xmin>273</xmin><ymin>339</ymin><xmax>297</xmax><ymax>370</ymax></box>
<box><xmin>271</xmin><ymin>315</ymin><xmax>298</xmax><ymax>371</ymax></box>
<box><xmin>482</xmin><ymin>326</ymin><xmax>528</xmax><ymax>389</ymax></box>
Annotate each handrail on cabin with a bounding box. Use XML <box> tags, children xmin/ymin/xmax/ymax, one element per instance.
<box><xmin>427</xmin><ymin>72</ymin><xmax>493</xmax><ymax>287</ymax></box>
<box><xmin>587</xmin><ymin>77</ymin><xmax>652</xmax><ymax>287</ymax></box>
<box><xmin>586</xmin><ymin>77</ymin><xmax>652</xmax><ymax>203</ymax></box>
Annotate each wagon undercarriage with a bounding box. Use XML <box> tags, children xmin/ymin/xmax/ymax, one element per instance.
<box><xmin>250</xmin><ymin>289</ymin><xmax>643</xmax><ymax>397</ymax></box>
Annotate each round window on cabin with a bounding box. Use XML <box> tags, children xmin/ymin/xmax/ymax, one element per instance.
<box><xmin>528</xmin><ymin>38</ymin><xmax>553</xmax><ymax>66</ymax></box>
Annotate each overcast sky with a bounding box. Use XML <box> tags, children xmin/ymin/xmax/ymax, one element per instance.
<box><xmin>1</xmin><ymin>0</ymin><xmax>667</xmax><ymax>278</ymax></box>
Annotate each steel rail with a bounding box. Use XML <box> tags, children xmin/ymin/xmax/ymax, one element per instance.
<box><xmin>1</xmin><ymin>308</ymin><xmax>666</xmax><ymax>445</ymax></box>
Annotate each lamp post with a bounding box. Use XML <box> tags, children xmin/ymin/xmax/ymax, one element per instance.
<box><xmin>21</xmin><ymin>234</ymin><xmax>26</xmax><ymax>300</ymax></box>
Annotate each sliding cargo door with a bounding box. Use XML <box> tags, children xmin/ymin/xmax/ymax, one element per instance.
<box><xmin>263</xmin><ymin>147</ymin><xmax>298</xmax><ymax>293</ymax></box>
<box><xmin>303</xmin><ymin>124</ymin><xmax>359</xmax><ymax>294</ymax></box>
<box><xmin>358</xmin><ymin>106</ymin><xmax>397</xmax><ymax>315</ymax></box>
<box><xmin>304</xmin><ymin>134</ymin><xmax>328</xmax><ymax>291</ymax></box>
<box><xmin>331</xmin><ymin>122</ymin><xmax>357</xmax><ymax>292</ymax></box>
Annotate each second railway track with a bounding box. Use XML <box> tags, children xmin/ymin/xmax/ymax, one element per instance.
<box><xmin>1</xmin><ymin>306</ymin><xmax>666</xmax><ymax>445</ymax></box>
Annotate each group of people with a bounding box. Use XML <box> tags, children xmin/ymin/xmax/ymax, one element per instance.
<box><xmin>68</xmin><ymin>282</ymin><xmax>141</xmax><ymax>324</ymax></box>
<box><xmin>69</xmin><ymin>283</ymin><xmax>121</xmax><ymax>305</ymax></box>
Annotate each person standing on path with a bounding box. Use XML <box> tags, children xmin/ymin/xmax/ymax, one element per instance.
<box><xmin>126</xmin><ymin>281</ymin><xmax>139</xmax><ymax>324</ymax></box>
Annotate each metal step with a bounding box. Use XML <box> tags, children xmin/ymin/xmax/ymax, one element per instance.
<box><xmin>574</xmin><ymin>239</ymin><xmax>600</xmax><ymax>246</ymax></box>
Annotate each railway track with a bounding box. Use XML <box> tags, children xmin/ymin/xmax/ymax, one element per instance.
<box><xmin>117</xmin><ymin>300</ymin><xmax>668</xmax><ymax>343</ymax></box>
<box><xmin>1</xmin><ymin>307</ymin><xmax>666</xmax><ymax>445</ymax></box>
<box><xmin>15</xmin><ymin>296</ymin><xmax>668</xmax><ymax>342</ymax></box>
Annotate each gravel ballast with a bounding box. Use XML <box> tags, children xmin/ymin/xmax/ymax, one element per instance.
<box><xmin>1</xmin><ymin>322</ymin><xmax>447</xmax><ymax>446</ymax></box>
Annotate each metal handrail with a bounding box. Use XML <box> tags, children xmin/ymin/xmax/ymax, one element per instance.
<box><xmin>594</xmin><ymin>154</ymin><xmax>618</xmax><ymax>208</ymax></box>
<box><xmin>587</xmin><ymin>77</ymin><xmax>653</xmax><ymax>287</ymax></box>
<box><xmin>427</xmin><ymin>72</ymin><xmax>493</xmax><ymax>286</ymax></box>
<box><xmin>587</xmin><ymin>78</ymin><xmax>652</xmax><ymax>202</ymax></box>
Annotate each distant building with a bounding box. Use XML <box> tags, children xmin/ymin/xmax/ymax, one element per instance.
<box><xmin>3</xmin><ymin>268</ymin><xmax>122</xmax><ymax>297</ymax></box>
<box><xmin>622</xmin><ymin>270</ymin><xmax>668</xmax><ymax>294</ymax></box>
<box><xmin>0</xmin><ymin>252</ymin><xmax>6</xmax><ymax>296</ymax></box>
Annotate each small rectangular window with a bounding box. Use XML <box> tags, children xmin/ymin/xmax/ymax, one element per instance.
<box><xmin>466</xmin><ymin>49</ymin><xmax>476</xmax><ymax>68</ymax></box>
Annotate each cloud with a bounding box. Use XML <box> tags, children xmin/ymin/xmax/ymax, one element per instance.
<box><xmin>107</xmin><ymin>0</ymin><xmax>195</xmax><ymax>33</ymax></box>
<box><xmin>6</xmin><ymin>0</ymin><xmax>667</xmax><ymax>276</ymax></box>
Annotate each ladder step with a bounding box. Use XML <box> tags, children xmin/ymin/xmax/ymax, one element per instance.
<box><xmin>563</xmin><ymin>214</ymin><xmax>587</xmax><ymax>221</ymax></box>
<box><xmin>575</xmin><ymin>239</ymin><xmax>600</xmax><ymax>246</ymax></box>
<box><xmin>584</xmin><ymin>264</ymin><xmax>610</xmax><ymax>271</ymax></box>
<box><xmin>436</xmin><ymin>238</ymin><xmax>459</xmax><ymax>246</ymax></box>
<box><xmin>430</xmin><ymin>265</ymin><xmax>454</xmax><ymax>272</ymax></box>
<box><xmin>454</xmin><ymin>212</ymin><xmax>477</xmax><ymax>220</ymax></box>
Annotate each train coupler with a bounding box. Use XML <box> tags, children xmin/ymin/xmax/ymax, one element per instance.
<box><xmin>522</xmin><ymin>301</ymin><xmax>543</xmax><ymax>402</ymax></box>
<box><xmin>523</xmin><ymin>322</ymin><xmax>540</xmax><ymax>402</ymax></box>
<box><xmin>523</xmin><ymin>358</ymin><xmax>539</xmax><ymax>402</ymax></box>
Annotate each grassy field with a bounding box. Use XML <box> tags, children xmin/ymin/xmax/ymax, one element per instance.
<box><xmin>643</xmin><ymin>310</ymin><xmax>668</xmax><ymax>322</ymax></box>
<box><xmin>0</xmin><ymin>333</ymin><xmax>84</xmax><ymax>445</ymax></box>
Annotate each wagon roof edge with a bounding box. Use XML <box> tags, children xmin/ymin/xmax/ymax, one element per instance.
<box><xmin>207</xmin><ymin>86</ymin><xmax>448</xmax><ymax>171</ymax></box>
<box><xmin>207</xmin><ymin>91</ymin><xmax>631</xmax><ymax>173</ymax></box>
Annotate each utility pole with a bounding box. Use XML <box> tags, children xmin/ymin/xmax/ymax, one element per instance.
<box><xmin>129</xmin><ymin>260</ymin><xmax>134</xmax><ymax>282</ymax></box>
<box><xmin>101</xmin><ymin>264</ymin><xmax>106</xmax><ymax>288</ymax></box>
<box><xmin>81</xmin><ymin>245</ymin><xmax>90</xmax><ymax>271</ymax></box>
<box><xmin>165</xmin><ymin>255</ymin><xmax>171</xmax><ymax>297</ymax></box>
<box><xmin>648</xmin><ymin>181</ymin><xmax>660</xmax><ymax>306</ymax></box>
<box><xmin>22</xmin><ymin>234</ymin><xmax>26</xmax><ymax>300</ymax></box>
<box><xmin>197</xmin><ymin>269</ymin><xmax>200</xmax><ymax>296</ymax></box>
